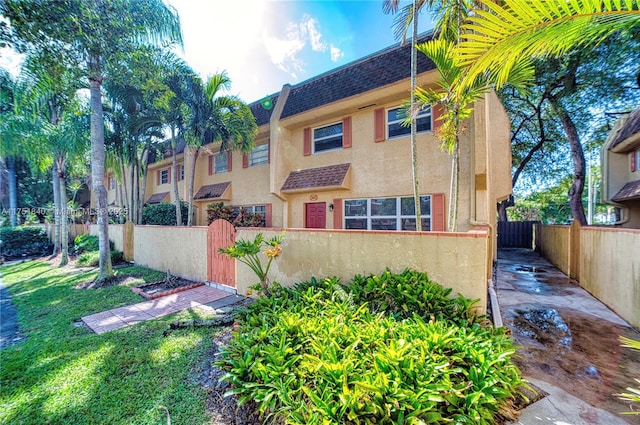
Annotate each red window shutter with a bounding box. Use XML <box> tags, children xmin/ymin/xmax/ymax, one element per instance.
<box><xmin>227</xmin><ymin>151</ymin><xmax>232</xmax><ymax>172</ymax></box>
<box><xmin>303</xmin><ymin>128</ymin><xmax>312</xmax><ymax>156</ymax></box>
<box><xmin>208</xmin><ymin>155</ymin><xmax>213</xmax><ymax>175</ymax></box>
<box><xmin>167</xmin><ymin>168</ymin><xmax>171</xmax><ymax>184</ymax></box>
<box><xmin>333</xmin><ymin>198</ymin><xmax>343</xmax><ymax>229</ymax></box>
<box><xmin>156</xmin><ymin>170</ymin><xmax>160</xmax><ymax>185</ymax></box>
<box><xmin>432</xmin><ymin>104</ymin><xmax>445</xmax><ymax>131</ymax></box>
<box><xmin>631</xmin><ymin>152</ymin><xmax>637</xmax><ymax>172</ymax></box>
<box><xmin>431</xmin><ymin>193</ymin><xmax>445</xmax><ymax>231</ymax></box>
<box><xmin>374</xmin><ymin>108</ymin><xmax>385</xmax><ymax>142</ymax></box>
<box><xmin>342</xmin><ymin>117</ymin><xmax>352</xmax><ymax>148</ymax></box>
<box><xmin>242</xmin><ymin>153</ymin><xmax>248</xmax><ymax>168</ymax></box>
<box><xmin>267</xmin><ymin>140</ymin><xmax>271</xmax><ymax>163</ymax></box>
<box><xmin>265</xmin><ymin>203</ymin><xmax>272</xmax><ymax>227</ymax></box>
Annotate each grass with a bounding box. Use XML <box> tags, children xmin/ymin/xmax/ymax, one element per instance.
<box><xmin>0</xmin><ymin>260</ymin><xmax>221</xmax><ymax>425</ymax></box>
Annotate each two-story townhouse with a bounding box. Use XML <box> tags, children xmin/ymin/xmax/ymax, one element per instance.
<box><xmin>602</xmin><ymin>108</ymin><xmax>640</xmax><ymax>228</ymax></box>
<box><xmin>139</xmin><ymin>34</ymin><xmax>512</xmax><ymax>255</ymax></box>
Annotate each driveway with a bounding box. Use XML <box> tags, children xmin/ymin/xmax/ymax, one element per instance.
<box><xmin>497</xmin><ymin>248</ymin><xmax>640</xmax><ymax>425</ymax></box>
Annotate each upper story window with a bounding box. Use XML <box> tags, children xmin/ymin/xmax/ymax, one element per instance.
<box><xmin>344</xmin><ymin>195</ymin><xmax>432</xmax><ymax>231</ymax></box>
<box><xmin>214</xmin><ymin>153</ymin><xmax>228</xmax><ymax>173</ymax></box>
<box><xmin>313</xmin><ymin>122</ymin><xmax>343</xmax><ymax>153</ymax></box>
<box><xmin>249</xmin><ymin>143</ymin><xmax>269</xmax><ymax>166</ymax></box>
<box><xmin>636</xmin><ymin>150</ymin><xmax>640</xmax><ymax>172</ymax></box>
<box><xmin>160</xmin><ymin>169</ymin><xmax>169</xmax><ymax>184</ymax></box>
<box><xmin>387</xmin><ymin>106</ymin><xmax>432</xmax><ymax>139</ymax></box>
<box><xmin>108</xmin><ymin>176</ymin><xmax>116</xmax><ymax>190</ymax></box>
<box><xmin>179</xmin><ymin>164</ymin><xmax>185</xmax><ymax>181</ymax></box>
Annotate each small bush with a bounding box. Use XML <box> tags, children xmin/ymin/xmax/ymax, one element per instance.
<box><xmin>76</xmin><ymin>250</ymin><xmax>124</xmax><ymax>267</ymax></box>
<box><xmin>218</xmin><ymin>271</ymin><xmax>524</xmax><ymax>424</ymax></box>
<box><xmin>207</xmin><ymin>202</ymin><xmax>234</xmax><ymax>224</ymax></box>
<box><xmin>142</xmin><ymin>202</ymin><xmax>188</xmax><ymax>226</ymax></box>
<box><xmin>73</xmin><ymin>234</ymin><xmax>99</xmax><ymax>253</ymax></box>
<box><xmin>0</xmin><ymin>226</ymin><xmax>52</xmax><ymax>259</ymax></box>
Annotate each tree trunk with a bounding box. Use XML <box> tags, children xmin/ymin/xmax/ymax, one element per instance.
<box><xmin>89</xmin><ymin>56</ymin><xmax>113</xmax><ymax>280</ymax></box>
<box><xmin>548</xmin><ymin>96</ymin><xmax>587</xmax><ymax>225</ymax></box>
<box><xmin>410</xmin><ymin>0</ymin><xmax>422</xmax><ymax>231</ymax></box>
<box><xmin>497</xmin><ymin>195</ymin><xmax>514</xmax><ymax>222</ymax></box>
<box><xmin>139</xmin><ymin>148</ymin><xmax>150</xmax><ymax>224</ymax></box>
<box><xmin>8</xmin><ymin>156</ymin><xmax>18</xmax><ymax>227</ymax></box>
<box><xmin>120</xmin><ymin>159</ymin><xmax>129</xmax><ymax>222</ymax></box>
<box><xmin>170</xmin><ymin>125</ymin><xmax>182</xmax><ymax>226</ymax></box>
<box><xmin>58</xmin><ymin>158</ymin><xmax>69</xmax><ymax>267</ymax></box>
<box><xmin>187</xmin><ymin>146</ymin><xmax>200</xmax><ymax>226</ymax></box>
<box><xmin>448</xmin><ymin>139</ymin><xmax>460</xmax><ymax>232</ymax></box>
<box><xmin>51</xmin><ymin>161</ymin><xmax>61</xmax><ymax>254</ymax></box>
<box><xmin>129</xmin><ymin>160</ymin><xmax>136</xmax><ymax>223</ymax></box>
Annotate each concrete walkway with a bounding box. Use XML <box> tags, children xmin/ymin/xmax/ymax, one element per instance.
<box><xmin>0</xmin><ymin>272</ymin><xmax>26</xmax><ymax>349</ymax></box>
<box><xmin>498</xmin><ymin>248</ymin><xmax>640</xmax><ymax>425</ymax></box>
<box><xmin>82</xmin><ymin>285</ymin><xmax>233</xmax><ymax>334</ymax></box>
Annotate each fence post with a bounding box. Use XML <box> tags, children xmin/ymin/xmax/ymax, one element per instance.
<box><xmin>123</xmin><ymin>221</ymin><xmax>134</xmax><ymax>262</ymax></box>
<box><xmin>568</xmin><ymin>220</ymin><xmax>581</xmax><ymax>280</ymax></box>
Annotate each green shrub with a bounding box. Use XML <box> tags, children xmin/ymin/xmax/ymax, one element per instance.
<box><xmin>73</xmin><ymin>234</ymin><xmax>99</xmax><ymax>253</ymax></box>
<box><xmin>76</xmin><ymin>250</ymin><xmax>124</xmax><ymax>267</ymax></box>
<box><xmin>218</xmin><ymin>272</ymin><xmax>524</xmax><ymax>424</ymax></box>
<box><xmin>0</xmin><ymin>226</ymin><xmax>52</xmax><ymax>259</ymax></box>
<box><xmin>142</xmin><ymin>202</ymin><xmax>188</xmax><ymax>226</ymax></box>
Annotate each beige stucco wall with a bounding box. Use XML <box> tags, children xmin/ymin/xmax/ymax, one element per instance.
<box><xmin>236</xmin><ymin>227</ymin><xmax>490</xmax><ymax>313</ymax></box>
<box><xmin>133</xmin><ymin>225</ymin><xmax>208</xmax><ymax>282</ymax></box>
<box><xmin>579</xmin><ymin>227</ymin><xmax>640</xmax><ymax>329</ymax></box>
<box><xmin>539</xmin><ymin>225</ymin><xmax>571</xmax><ymax>275</ymax></box>
<box><xmin>89</xmin><ymin>224</ymin><xmax>124</xmax><ymax>252</ymax></box>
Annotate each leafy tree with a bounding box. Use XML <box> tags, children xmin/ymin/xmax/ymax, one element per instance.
<box><xmin>182</xmin><ymin>72</ymin><xmax>257</xmax><ymax>226</ymax></box>
<box><xmin>1</xmin><ymin>0</ymin><xmax>183</xmax><ymax>281</ymax></box>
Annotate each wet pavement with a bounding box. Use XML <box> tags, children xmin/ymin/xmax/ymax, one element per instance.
<box><xmin>498</xmin><ymin>248</ymin><xmax>640</xmax><ymax>425</ymax></box>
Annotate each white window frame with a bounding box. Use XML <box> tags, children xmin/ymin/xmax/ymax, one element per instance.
<box><xmin>232</xmin><ymin>204</ymin><xmax>267</xmax><ymax>226</ymax></box>
<box><xmin>109</xmin><ymin>176</ymin><xmax>116</xmax><ymax>190</ymax></box>
<box><xmin>160</xmin><ymin>169</ymin><xmax>169</xmax><ymax>185</ymax></box>
<box><xmin>249</xmin><ymin>143</ymin><xmax>269</xmax><ymax>166</ymax></box>
<box><xmin>344</xmin><ymin>195</ymin><xmax>432</xmax><ymax>231</ymax></box>
<box><xmin>313</xmin><ymin>122</ymin><xmax>343</xmax><ymax>154</ymax></box>
<box><xmin>387</xmin><ymin>106</ymin><xmax>432</xmax><ymax>139</ymax></box>
<box><xmin>179</xmin><ymin>164</ymin><xmax>185</xmax><ymax>181</ymax></box>
<box><xmin>214</xmin><ymin>153</ymin><xmax>228</xmax><ymax>174</ymax></box>
<box><xmin>636</xmin><ymin>149</ymin><xmax>640</xmax><ymax>172</ymax></box>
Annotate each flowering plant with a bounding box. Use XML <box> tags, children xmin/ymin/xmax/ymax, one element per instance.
<box><xmin>219</xmin><ymin>231</ymin><xmax>285</xmax><ymax>297</ymax></box>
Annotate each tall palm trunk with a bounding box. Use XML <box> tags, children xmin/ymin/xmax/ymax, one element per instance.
<box><xmin>7</xmin><ymin>156</ymin><xmax>17</xmax><ymax>226</ymax></box>
<box><xmin>120</xmin><ymin>159</ymin><xmax>129</xmax><ymax>222</ymax></box>
<box><xmin>57</xmin><ymin>157</ymin><xmax>69</xmax><ymax>266</ymax></box>
<box><xmin>187</xmin><ymin>146</ymin><xmax>200</xmax><ymax>226</ymax></box>
<box><xmin>51</xmin><ymin>161</ymin><xmax>61</xmax><ymax>253</ymax></box>
<box><xmin>139</xmin><ymin>148</ymin><xmax>150</xmax><ymax>224</ymax></box>
<box><xmin>170</xmin><ymin>124</ymin><xmax>181</xmax><ymax>225</ymax></box>
<box><xmin>89</xmin><ymin>55</ymin><xmax>113</xmax><ymax>279</ymax></box>
<box><xmin>410</xmin><ymin>0</ymin><xmax>422</xmax><ymax>231</ymax></box>
<box><xmin>448</xmin><ymin>139</ymin><xmax>460</xmax><ymax>232</ymax></box>
<box><xmin>129</xmin><ymin>160</ymin><xmax>136</xmax><ymax>222</ymax></box>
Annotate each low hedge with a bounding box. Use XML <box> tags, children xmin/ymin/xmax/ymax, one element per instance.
<box><xmin>218</xmin><ymin>271</ymin><xmax>524</xmax><ymax>424</ymax></box>
<box><xmin>76</xmin><ymin>250</ymin><xmax>124</xmax><ymax>267</ymax></box>
<box><xmin>142</xmin><ymin>202</ymin><xmax>188</xmax><ymax>226</ymax></box>
<box><xmin>0</xmin><ymin>226</ymin><xmax>52</xmax><ymax>259</ymax></box>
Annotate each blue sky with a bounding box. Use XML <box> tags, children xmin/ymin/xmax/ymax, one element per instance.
<box><xmin>172</xmin><ymin>0</ymin><xmax>433</xmax><ymax>103</ymax></box>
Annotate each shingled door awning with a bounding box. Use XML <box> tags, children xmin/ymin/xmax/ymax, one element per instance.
<box><xmin>281</xmin><ymin>163</ymin><xmax>351</xmax><ymax>193</ymax></box>
<box><xmin>194</xmin><ymin>182</ymin><xmax>231</xmax><ymax>201</ymax></box>
<box><xmin>612</xmin><ymin>180</ymin><xmax>640</xmax><ymax>202</ymax></box>
<box><xmin>146</xmin><ymin>192</ymin><xmax>169</xmax><ymax>204</ymax></box>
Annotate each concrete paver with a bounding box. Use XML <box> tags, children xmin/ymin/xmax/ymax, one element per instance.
<box><xmin>82</xmin><ymin>285</ymin><xmax>230</xmax><ymax>334</ymax></box>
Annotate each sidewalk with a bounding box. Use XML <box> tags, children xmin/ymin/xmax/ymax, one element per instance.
<box><xmin>498</xmin><ymin>248</ymin><xmax>640</xmax><ymax>425</ymax></box>
<box><xmin>82</xmin><ymin>285</ymin><xmax>236</xmax><ymax>334</ymax></box>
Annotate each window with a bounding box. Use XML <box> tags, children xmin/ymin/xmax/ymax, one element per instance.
<box><xmin>313</xmin><ymin>122</ymin><xmax>343</xmax><ymax>153</ymax></box>
<box><xmin>232</xmin><ymin>205</ymin><xmax>266</xmax><ymax>226</ymax></box>
<box><xmin>387</xmin><ymin>106</ymin><xmax>432</xmax><ymax>138</ymax></box>
<box><xmin>179</xmin><ymin>164</ymin><xmax>184</xmax><ymax>181</ymax></box>
<box><xmin>160</xmin><ymin>169</ymin><xmax>169</xmax><ymax>184</ymax></box>
<box><xmin>344</xmin><ymin>196</ymin><xmax>431</xmax><ymax>231</ymax></box>
<box><xmin>214</xmin><ymin>153</ymin><xmax>228</xmax><ymax>173</ymax></box>
<box><xmin>249</xmin><ymin>143</ymin><xmax>269</xmax><ymax>166</ymax></box>
<box><xmin>636</xmin><ymin>150</ymin><xmax>640</xmax><ymax>172</ymax></box>
<box><xmin>109</xmin><ymin>176</ymin><xmax>116</xmax><ymax>190</ymax></box>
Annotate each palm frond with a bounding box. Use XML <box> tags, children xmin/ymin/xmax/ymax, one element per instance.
<box><xmin>454</xmin><ymin>0</ymin><xmax>640</xmax><ymax>90</ymax></box>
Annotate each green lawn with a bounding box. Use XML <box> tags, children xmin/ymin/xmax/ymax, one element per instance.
<box><xmin>0</xmin><ymin>261</ymin><xmax>220</xmax><ymax>425</ymax></box>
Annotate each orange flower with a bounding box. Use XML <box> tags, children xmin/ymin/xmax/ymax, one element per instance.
<box><xmin>265</xmin><ymin>243</ymin><xmax>282</xmax><ymax>259</ymax></box>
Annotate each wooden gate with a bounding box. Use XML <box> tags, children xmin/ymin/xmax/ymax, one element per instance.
<box><xmin>207</xmin><ymin>219</ymin><xmax>236</xmax><ymax>288</ymax></box>
<box><xmin>497</xmin><ymin>221</ymin><xmax>540</xmax><ymax>249</ymax></box>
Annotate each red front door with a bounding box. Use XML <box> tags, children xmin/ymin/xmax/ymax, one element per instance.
<box><xmin>305</xmin><ymin>202</ymin><xmax>326</xmax><ymax>229</ymax></box>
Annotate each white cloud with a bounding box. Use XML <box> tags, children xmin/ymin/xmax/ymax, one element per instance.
<box><xmin>330</xmin><ymin>44</ymin><xmax>344</xmax><ymax>62</ymax></box>
<box><xmin>304</xmin><ymin>17</ymin><xmax>326</xmax><ymax>52</ymax></box>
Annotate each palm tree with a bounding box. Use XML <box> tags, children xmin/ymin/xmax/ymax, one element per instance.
<box><xmin>182</xmin><ymin>72</ymin><xmax>257</xmax><ymax>226</ymax></box>
<box><xmin>1</xmin><ymin>0</ymin><xmax>183</xmax><ymax>281</ymax></box>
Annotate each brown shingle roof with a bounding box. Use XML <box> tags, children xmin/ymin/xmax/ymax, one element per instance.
<box><xmin>146</xmin><ymin>192</ymin><xmax>169</xmax><ymax>204</ymax></box>
<box><xmin>280</xmin><ymin>32</ymin><xmax>436</xmax><ymax>119</ymax></box>
<box><xmin>611</xmin><ymin>109</ymin><xmax>640</xmax><ymax>149</ymax></box>
<box><xmin>281</xmin><ymin>163</ymin><xmax>350</xmax><ymax>192</ymax></box>
<box><xmin>612</xmin><ymin>180</ymin><xmax>640</xmax><ymax>202</ymax></box>
<box><xmin>250</xmin><ymin>95</ymin><xmax>279</xmax><ymax>126</ymax></box>
<box><xmin>194</xmin><ymin>182</ymin><xmax>231</xmax><ymax>200</ymax></box>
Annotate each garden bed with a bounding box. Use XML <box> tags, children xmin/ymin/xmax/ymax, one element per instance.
<box><xmin>131</xmin><ymin>277</ymin><xmax>204</xmax><ymax>299</ymax></box>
